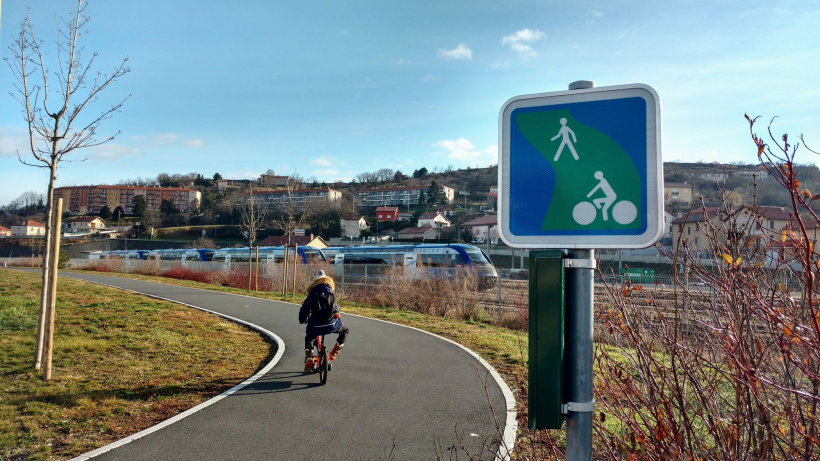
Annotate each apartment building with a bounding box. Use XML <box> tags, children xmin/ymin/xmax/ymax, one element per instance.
<box><xmin>53</xmin><ymin>185</ymin><xmax>201</xmax><ymax>215</ymax></box>
<box><xmin>664</xmin><ymin>182</ymin><xmax>693</xmax><ymax>205</ymax></box>
<box><xmin>355</xmin><ymin>184</ymin><xmax>455</xmax><ymax>207</ymax></box>
<box><xmin>237</xmin><ymin>187</ymin><xmax>342</xmax><ymax>212</ymax></box>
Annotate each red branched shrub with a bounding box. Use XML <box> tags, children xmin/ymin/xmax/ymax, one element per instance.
<box><xmin>591</xmin><ymin>118</ymin><xmax>820</xmax><ymax>459</ymax></box>
<box><xmin>76</xmin><ymin>262</ymin><xmax>110</xmax><ymax>272</ymax></box>
<box><xmin>162</xmin><ymin>265</ymin><xmax>211</xmax><ymax>284</ymax></box>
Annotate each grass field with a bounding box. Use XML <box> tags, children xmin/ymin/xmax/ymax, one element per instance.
<box><xmin>0</xmin><ymin>269</ymin><xmax>271</xmax><ymax>460</ymax></box>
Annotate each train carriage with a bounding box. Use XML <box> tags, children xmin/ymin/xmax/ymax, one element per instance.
<box><xmin>144</xmin><ymin>248</ymin><xmax>215</xmax><ymax>261</ymax></box>
<box><xmin>323</xmin><ymin>244</ymin><xmax>498</xmax><ymax>289</ymax></box>
<box><xmin>211</xmin><ymin>246</ymin><xmax>325</xmax><ymax>264</ymax></box>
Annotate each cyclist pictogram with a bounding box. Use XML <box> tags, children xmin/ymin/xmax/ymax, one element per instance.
<box><xmin>573</xmin><ymin>171</ymin><xmax>637</xmax><ymax>226</ymax></box>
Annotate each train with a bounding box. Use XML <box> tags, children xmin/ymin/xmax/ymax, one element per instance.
<box><xmin>100</xmin><ymin>248</ymin><xmax>215</xmax><ymax>261</ymax></box>
<box><xmin>100</xmin><ymin>246</ymin><xmax>324</xmax><ymax>264</ymax></box>
<box><xmin>97</xmin><ymin>243</ymin><xmax>499</xmax><ymax>289</ymax></box>
<box><xmin>211</xmin><ymin>246</ymin><xmax>326</xmax><ymax>264</ymax></box>
<box><xmin>322</xmin><ymin>243</ymin><xmax>498</xmax><ymax>289</ymax></box>
<box><xmin>98</xmin><ymin>249</ymin><xmax>151</xmax><ymax>260</ymax></box>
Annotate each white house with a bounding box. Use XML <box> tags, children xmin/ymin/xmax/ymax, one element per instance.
<box><xmin>340</xmin><ymin>215</ymin><xmax>368</xmax><ymax>239</ymax></box>
<box><xmin>418</xmin><ymin>211</ymin><xmax>451</xmax><ymax>228</ymax></box>
<box><xmin>70</xmin><ymin>216</ymin><xmax>107</xmax><ymax>233</ymax></box>
<box><xmin>11</xmin><ymin>220</ymin><xmax>45</xmax><ymax>237</ymax></box>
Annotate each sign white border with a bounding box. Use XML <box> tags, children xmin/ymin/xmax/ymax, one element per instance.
<box><xmin>498</xmin><ymin>84</ymin><xmax>663</xmax><ymax>249</ymax></box>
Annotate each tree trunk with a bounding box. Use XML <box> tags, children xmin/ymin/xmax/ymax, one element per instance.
<box><xmin>34</xmin><ymin>163</ymin><xmax>58</xmax><ymax>369</ymax></box>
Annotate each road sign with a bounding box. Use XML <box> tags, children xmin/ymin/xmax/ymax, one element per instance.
<box><xmin>499</xmin><ymin>84</ymin><xmax>662</xmax><ymax>249</ymax></box>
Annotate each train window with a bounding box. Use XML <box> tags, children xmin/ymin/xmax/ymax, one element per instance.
<box><xmin>463</xmin><ymin>249</ymin><xmax>491</xmax><ymax>266</ymax></box>
<box><xmin>301</xmin><ymin>248</ymin><xmax>325</xmax><ymax>262</ymax></box>
<box><xmin>418</xmin><ymin>253</ymin><xmax>462</xmax><ymax>267</ymax></box>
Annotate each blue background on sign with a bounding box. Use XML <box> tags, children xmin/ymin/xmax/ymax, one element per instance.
<box><xmin>509</xmin><ymin>96</ymin><xmax>647</xmax><ymax>236</ymax></box>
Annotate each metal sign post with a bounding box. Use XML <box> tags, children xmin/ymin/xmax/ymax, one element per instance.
<box><xmin>499</xmin><ymin>81</ymin><xmax>662</xmax><ymax>459</ymax></box>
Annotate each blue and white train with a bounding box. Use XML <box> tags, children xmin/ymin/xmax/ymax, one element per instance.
<box><xmin>99</xmin><ymin>249</ymin><xmax>151</xmax><ymax>260</ymax></box>
<box><xmin>211</xmin><ymin>246</ymin><xmax>326</xmax><ymax>264</ymax></box>
<box><xmin>322</xmin><ymin>243</ymin><xmax>498</xmax><ymax>289</ymax></box>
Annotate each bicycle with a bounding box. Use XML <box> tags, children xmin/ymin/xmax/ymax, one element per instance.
<box><xmin>308</xmin><ymin>334</ymin><xmax>331</xmax><ymax>385</ymax></box>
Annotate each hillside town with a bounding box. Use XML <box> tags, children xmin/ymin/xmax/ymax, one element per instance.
<box><xmin>1</xmin><ymin>161</ymin><xmax>816</xmax><ymax>257</ymax></box>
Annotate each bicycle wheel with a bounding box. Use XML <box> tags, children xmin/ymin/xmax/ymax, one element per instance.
<box><xmin>318</xmin><ymin>347</ymin><xmax>329</xmax><ymax>385</ymax></box>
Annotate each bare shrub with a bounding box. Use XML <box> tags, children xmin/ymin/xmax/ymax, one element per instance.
<box><xmin>129</xmin><ymin>260</ymin><xmax>162</xmax><ymax>276</ymax></box>
<box><xmin>592</xmin><ymin>118</ymin><xmax>820</xmax><ymax>459</ymax></box>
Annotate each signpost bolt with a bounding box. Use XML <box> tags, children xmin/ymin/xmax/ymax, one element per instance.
<box><xmin>569</xmin><ymin>80</ymin><xmax>595</xmax><ymax>90</ymax></box>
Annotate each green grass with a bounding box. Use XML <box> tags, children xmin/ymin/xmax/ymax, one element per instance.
<box><xmin>0</xmin><ymin>269</ymin><xmax>270</xmax><ymax>460</ymax></box>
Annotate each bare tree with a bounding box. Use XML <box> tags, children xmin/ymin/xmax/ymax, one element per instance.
<box><xmin>271</xmin><ymin>178</ymin><xmax>314</xmax><ymax>246</ymax></box>
<box><xmin>5</xmin><ymin>0</ymin><xmax>129</xmax><ymax>369</ymax></box>
<box><xmin>239</xmin><ymin>185</ymin><xmax>266</xmax><ymax>290</ymax></box>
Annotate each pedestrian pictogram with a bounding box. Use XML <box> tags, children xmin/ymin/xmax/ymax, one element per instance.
<box><xmin>551</xmin><ymin>118</ymin><xmax>579</xmax><ymax>161</ymax></box>
<box><xmin>498</xmin><ymin>84</ymin><xmax>662</xmax><ymax>249</ymax></box>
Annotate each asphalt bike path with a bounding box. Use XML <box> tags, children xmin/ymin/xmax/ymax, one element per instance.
<box><xmin>60</xmin><ymin>273</ymin><xmax>516</xmax><ymax>460</ymax></box>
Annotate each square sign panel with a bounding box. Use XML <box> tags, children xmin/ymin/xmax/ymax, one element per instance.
<box><xmin>498</xmin><ymin>84</ymin><xmax>662</xmax><ymax>249</ymax></box>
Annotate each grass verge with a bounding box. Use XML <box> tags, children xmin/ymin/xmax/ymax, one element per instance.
<box><xmin>0</xmin><ymin>269</ymin><xmax>271</xmax><ymax>460</ymax></box>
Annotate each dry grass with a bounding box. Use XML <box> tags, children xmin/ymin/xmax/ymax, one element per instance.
<box><xmin>0</xmin><ymin>269</ymin><xmax>271</xmax><ymax>460</ymax></box>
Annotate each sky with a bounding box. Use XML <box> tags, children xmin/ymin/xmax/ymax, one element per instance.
<box><xmin>1</xmin><ymin>0</ymin><xmax>819</xmax><ymax>208</ymax></box>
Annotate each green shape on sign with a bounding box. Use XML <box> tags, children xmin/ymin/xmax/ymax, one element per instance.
<box><xmin>515</xmin><ymin>110</ymin><xmax>641</xmax><ymax>232</ymax></box>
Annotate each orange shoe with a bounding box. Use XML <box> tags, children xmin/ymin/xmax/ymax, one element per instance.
<box><xmin>329</xmin><ymin>343</ymin><xmax>342</xmax><ymax>361</ymax></box>
<box><xmin>304</xmin><ymin>350</ymin><xmax>315</xmax><ymax>372</ymax></box>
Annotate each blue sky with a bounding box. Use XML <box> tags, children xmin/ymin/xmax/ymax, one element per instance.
<box><xmin>1</xmin><ymin>0</ymin><xmax>819</xmax><ymax>207</ymax></box>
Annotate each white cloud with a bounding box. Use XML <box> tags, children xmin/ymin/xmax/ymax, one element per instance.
<box><xmin>151</xmin><ymin>133</ymin><xmax>178</xmax><ymax>145</ymax></box>
<box><xmin>0</xmin><ymin>126</ymin><xmax>30</xmax><ymax>157</ymax></box>
<box><xmin>129</xmin><ymin>133</ymin><xmax>203</xmax><ymax>148</ymax></box>
<box><xmin>313</xmin><ymin>168</ymin><xmax>339</xmax><ymax>178</ymax></box>
<box><xmin>87</xmin><ymin>143</ymin><xmax>144</xmax><ymax>161</ymax></box>
<box><xmin>311</xmin><ymin>156</ymin><xmax>334</xmax><ymax>167</ymax></box>
<box><xmin>586</xmin><ymin>10</ymin><xmax>604</xmax><ymax>24</ymax></box>
<box><xmin>434</xmin><ymin>138</ymin><xmax>497</xmax><ymax>163</ymax></box>
<box><xmin>437</xmin><ymin>44</ymin><xmax>472</xmax><ymax>61</ymax></box>
<box><xmin>501</xmin><ymin>28</ymin><xmax>545</xmax><ymax>58</ymax></box>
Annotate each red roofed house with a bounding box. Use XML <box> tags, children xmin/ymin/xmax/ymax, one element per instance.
<box><xmin>435</xmin><ymin>204</ymin><xmax>457</xmax><ymax>218</ymax></box>
<box><xmin>0</xmin><ymin>225</ymin><xmax>11</xmax><ymax>237</ymax></box>
<box><xmin>670</xmin><ymin>207</ymin><xmax>727</xmax><ymax>251</ymax></box>
<box><xmin>375</xmin><ymin>206</ymin><xmax>398</xmax><ymax>222</ymax></box>
<box><xmin>461</xmin><ymin>214</ymin><xmax>498</xmax><ymax>243</ymax></box>
<box><xmin>70</xmin><ymin>216</ymin><xmax>107</xmax><ymax>233</ymax></box>
<box><xmin>397</xmin><ymin>226</ymin><xmax>438</xmax><ymax>240</ymax></box>
<box><xmin>11</xmin><ymin>220</ymin><xmax>45</xmax><ymax>237</ymax></box>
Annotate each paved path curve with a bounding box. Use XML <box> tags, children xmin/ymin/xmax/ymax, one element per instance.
<box><xmin>62</xmin><ymin>273</ymin><xmax>516</xmax><ymax>460</ymax></box>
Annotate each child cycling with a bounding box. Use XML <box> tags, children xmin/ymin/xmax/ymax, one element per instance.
<box><xmin>298</xmin><ymin>270</ymin><xmax>350</xmax><ymax>373</ymax></box>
